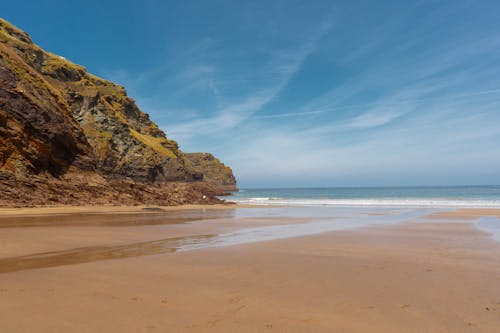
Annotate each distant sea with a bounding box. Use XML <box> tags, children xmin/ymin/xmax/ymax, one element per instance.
<box><xmin>227</xmin><ymin>186</ymin><xmax>500</xmax><ymax>208</ymax></box>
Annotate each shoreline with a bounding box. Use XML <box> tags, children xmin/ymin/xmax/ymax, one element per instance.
<box><xmin>1</xmin><ymin>203</ymin><xmax>499</xmax><ymax>218</ymax></box>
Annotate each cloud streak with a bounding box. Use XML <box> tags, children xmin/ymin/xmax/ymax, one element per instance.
<box><xmin>101</xmin><ymin>1</ymin><xmax>500</xmax><ymax>186</ymax></box>
<box><xmin>166</xmin><ymin>21</ymin><xmax>333</xmax><ymax>142</ymax></box>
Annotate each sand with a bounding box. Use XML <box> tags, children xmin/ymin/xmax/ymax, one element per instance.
<box><xmin>0</xmin><ymin>203</ymin><xmax>256</xmax><ymax>217</ymax></box>
<box><xmin>1</xmin><ymin>206</ymin><xmax>499</xmax><ymax>332</ymax></box>
<box><xmin>427</xmin><ymin>208</ymin><xmax>500</xmax><ymax>219</ymax></box>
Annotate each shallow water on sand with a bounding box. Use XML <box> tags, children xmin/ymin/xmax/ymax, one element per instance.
<box><xmin>0</xmin><ymin>206</ymin><xmax>498</xmax><ymax>273</ymax></box>
<box><xmin>0</xmin><ymin>209</ymin><xmax>236</xmax><ymax>228</ymax></box>
<box><xmin>475</xmin><ymin>216</ymin><xmax>500</xmax><ymax>242</ymax></box>
<box><xmin>177</xmin><ymin>207</ymin><xmax>435</xmax><ymax>251</ymax></box>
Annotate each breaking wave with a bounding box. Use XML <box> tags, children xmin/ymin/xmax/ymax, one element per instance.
<box><xmin>232</xmin><ymin>197</ymin><xmax>500</xmax><ymax>208</ymax></box>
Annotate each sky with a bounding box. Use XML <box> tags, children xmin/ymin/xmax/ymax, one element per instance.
<box><xmin>3</xmin><ymin>0</ymin><xmax>500</xmax><ymax>187</ymax></box>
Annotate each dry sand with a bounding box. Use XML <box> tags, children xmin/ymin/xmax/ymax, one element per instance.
<box><xmin>0</xmin><ymin>206</ymin><xmax>499</xmax><ymax>332</ymax></box>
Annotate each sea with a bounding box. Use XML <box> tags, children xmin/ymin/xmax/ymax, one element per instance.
<box><xmin>226</xmin><ymin>185</ymin><xmax>500</xmax><ymax>208</ymax></box>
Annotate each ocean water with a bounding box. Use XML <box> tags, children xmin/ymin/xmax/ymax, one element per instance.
<box><xmin>227</xmin><ymin>186</ymin><xmax>500</xmax><ymax>208</ymax></box>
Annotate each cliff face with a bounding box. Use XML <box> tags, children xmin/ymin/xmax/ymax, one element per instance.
<box><xmin>0</xmin><ymin>33</ymin><xmax>94</xmax><ymax>177</ymax></box>
<box><xmin>185</xmin><ymin>153</ymin><xmax>237</xmax><ymax>191</ymax></box>
<box><xmin>0</xmin><ymin>19</ymin><xmax>236</xmax><ymax>206</ymax></box>
<box><xmin>0</xmin><ymin>19</ymin><xmax>200</xmax><ymax>183</ymax></box>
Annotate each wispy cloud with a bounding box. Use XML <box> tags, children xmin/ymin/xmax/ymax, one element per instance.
<box><xmin>251</xmin><ymin>87</ymin><xmax>500</xmax><ymax>125</ymax></box>
<box><xmin>167</xmin><ymin>21</ymin><xmax>333</xmax><ymax>142</ymax></box>
<box><xmin>348</xmin><ymin>108</ymin><xmax>407</xmax><ymax>129</ymax></box>
<box><xmin>229</xmin><ymin>97</ymin><xmax>500</xmax><ymax>186</ymax></box>
<box><xmin>98</xmin><ymin>1</ymin><xmax>500</xmax><ymax>186</ymax></box>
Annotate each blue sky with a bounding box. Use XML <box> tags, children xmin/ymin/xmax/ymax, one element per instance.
<box><xmin>4</xmin><ymin>1</ymin><xmax>500</xmax><ymax>187</ymax></box>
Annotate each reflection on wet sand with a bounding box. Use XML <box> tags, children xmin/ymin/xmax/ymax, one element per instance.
<box><xmin>0</xmin><ymin>209</ymin><xmax>237</xmax><ymax>228</ymax></box>
<box><xmin>0</xmin><ymin>207</ymin><xmax>441</xmax><ymax>274</ymax></box>
<box><xmin>0</xmin><ymin>234</ymin><xmax>215</xmax><ymax>273</ymax></box>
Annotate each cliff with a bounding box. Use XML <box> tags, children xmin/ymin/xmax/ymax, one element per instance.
<box><xmin>185</xmin><ymin>153</ymin><xmax>237</xmax><ymax>191</ymax></box>
<box><xmin>0</xmin><ymin>28</ymin><xmax>94</xmax><ymax>177</ymax></box>
<box><xmin>0</xmin><ymin>18</ymin><xmax>236</xmax><ymax>206</ymax></box>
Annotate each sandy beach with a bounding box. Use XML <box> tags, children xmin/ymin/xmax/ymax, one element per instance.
<box><xmin>1</xmin><ymin>206</ymin><xmax>499</xmax><ymax>332</ymax></box>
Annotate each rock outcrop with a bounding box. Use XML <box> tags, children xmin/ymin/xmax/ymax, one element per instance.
<box><xmin>0</xmin><ymin>170</ymin><xmax>222</xmax><ymax>206</ymax></box>
<box><xmin>185</xmin><ymin>153</ymin><xmax>237</xmax><ymax>191</ymax></box>
<box><xmin>0</xmin><ymin>18</ymin><xmax>237</xmax><ymax>206</ymax></box>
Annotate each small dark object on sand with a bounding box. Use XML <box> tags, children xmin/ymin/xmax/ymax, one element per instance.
<box><xmin>142</xmin><ymin>207</ymin><xmax>166</xmax><ymax>212</ymax></box>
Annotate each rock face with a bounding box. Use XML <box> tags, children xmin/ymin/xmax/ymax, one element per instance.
<box><xmin>0</xmin><ymin>19</ymin><xmax>237</xmax><ymax>206</ymax></box>
<box><xmin>185</xmin><ymin>153</ymin><xmax>237</xmax><ymax>191</ymax></box>
<box><xmin>0</xmin><ymin>170</ymin><xmax>223</xmax><ymax>206</ymax></box>
<box><xmin>0</xmin><ymin>33</ymin><xmax>94</xmax><ymax>177</ymax></box>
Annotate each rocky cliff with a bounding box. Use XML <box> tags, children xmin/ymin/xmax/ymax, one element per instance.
<box><xmin>0</xmin><ymin>18</ymin><xmax>237</xmax><ymax>206</ymax></box>
<box><xmin>185</xmin><ymin>153</ymin><xmax>237</xmax><ymax>191</ymax></box>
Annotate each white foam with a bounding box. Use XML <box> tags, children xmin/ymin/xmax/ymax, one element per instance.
<box><xmin>231</xmin><ymin>197</ymin><xmax>500</xmax><ymax>208</ymax></box>
<box><xmin>247</xmin><ymin>197</ymin><xmax>284</xmax><ymax>201</ymax></box>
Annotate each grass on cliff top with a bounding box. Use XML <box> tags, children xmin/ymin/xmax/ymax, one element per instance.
<box><xmin>0</xmin><ymin>43</ymin><xmax>70</xmax><ymax>111</ymax></box>
<box><xmin>0</xmin><ymin>19</ymin><xmax>31</xmax><ymax>43</ymax></box>
<box><xmin>0</xmin><ymin>19</ymin><xmax>123</xmax><ymax>93</ymax></box>
<box><xmin>130</xmin><ymin>129</ymin><xmax>177</xmax><ymax>159</ymax></box>
<box><xmin>0</xmin><ymin>20</ymin><xmax>81</xmax><ymax>77</ymax></box>
<box><xmin>43</xmin><ymin>53</ymin><xmax>86</xmax><ymax>73</ymax></box>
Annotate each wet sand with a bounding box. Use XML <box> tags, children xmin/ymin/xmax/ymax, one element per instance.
<box><xmin>1</xmin><ymin>207</ymin><xmax>500</xmax><ymax>332</ymax></box>
<box><xmin>427</xmin><ymin>208</ymin><xmax>500</xmax><ymax>219</ymax></box>
<box><xmin>0</xmin><ymin>203</ymin><xmax>255</xmax><ymax>217</ymax></box>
